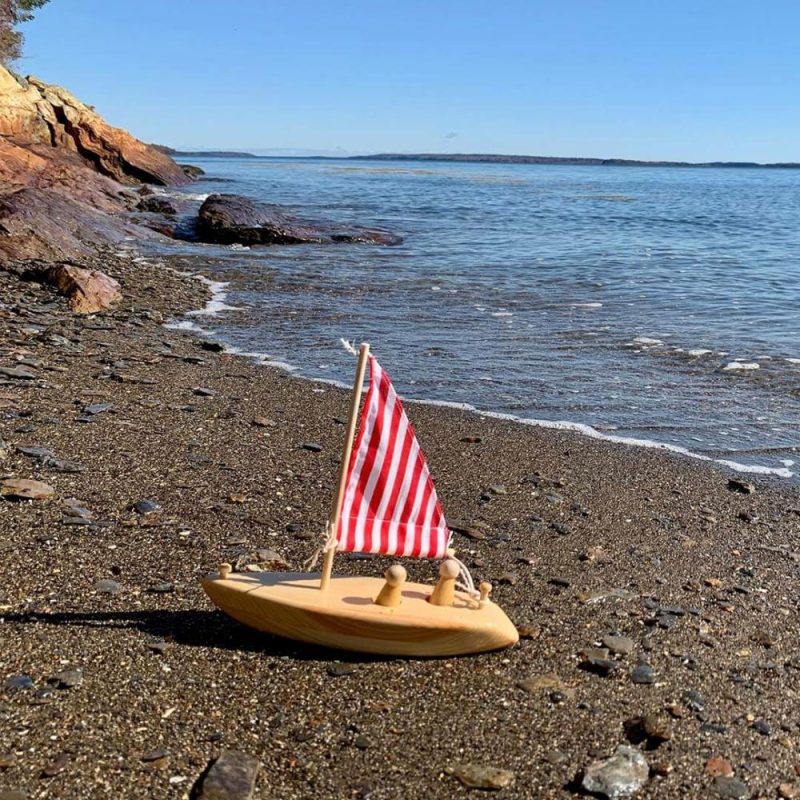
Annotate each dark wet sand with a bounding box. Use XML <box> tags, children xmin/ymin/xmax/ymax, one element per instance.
<box><xmin>2</xmin><ymin>254</ymin><xmax>800</xmax><ymax>799</ymax></box>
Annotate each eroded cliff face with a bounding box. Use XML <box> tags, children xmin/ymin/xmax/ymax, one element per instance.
<box><xmin>0</xmin><ymin>65</ymin><xmax>189</xmax><ymax>268</ymax></box>
<box><xmin>0</xmin><ymin>66</ymin><xmax>188</xmax><ymax>189</ymax></box>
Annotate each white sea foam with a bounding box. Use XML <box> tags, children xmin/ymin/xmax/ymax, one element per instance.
<box><xmin>186</xmin><ymin>276</ymin><xmax>242</xmax><ymax>316</ymax></box>
<box><xmin>571</xmin><ymin>302</ymin><xmax>603</xmax><ymax>309</ymax></box>
<box><xmin>687</xmin><ymin>349</ymin><xmax>713</xmax><ymax>356</ymax></box>
<box><xmin>787</xmin><ymin>358</ymin><xmax>800</xmax><ymax>365</ymax></box>
<box><xmin>723</xmin><ymin>361</ymin><xmax>760</xmax><ymax>371</ymax></box>
<box><xmin>630</xmin><ymin>336</ymin><xmax>665</xmax><ymax>346</ymax></box>
<box><xmin>163</xmin><ymin>319</ymin><xmax>212</xmax><ymax>336</ymax></box>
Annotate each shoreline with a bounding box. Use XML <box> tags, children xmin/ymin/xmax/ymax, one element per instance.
<box><xmin>165</xmin><ymin>264</ymin><xmax>794</xmax><ymax>482</ymax></box>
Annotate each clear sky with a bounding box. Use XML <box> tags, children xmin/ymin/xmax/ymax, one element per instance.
<box><xmin>17</xmin><ymin>0</ymin><xmax>800</xmax><ymax>161</ymax></box>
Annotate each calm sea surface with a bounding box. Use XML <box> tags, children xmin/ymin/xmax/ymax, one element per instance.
<box><xmin>152</xmin><ymin>158</ymin><xmax>800</xmax><ymax>478</ymax></box>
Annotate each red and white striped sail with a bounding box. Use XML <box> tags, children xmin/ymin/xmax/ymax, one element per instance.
<box><xmin>336</xmin><ymin>356</ymin><xmax>451</xmax><ymax>559</ymax></box>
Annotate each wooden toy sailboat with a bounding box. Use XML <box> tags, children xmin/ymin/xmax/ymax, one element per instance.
<box><xmin>202</xmin><ymin>343</ymin><xmax>519</xmax><ymax>656</ymax></box>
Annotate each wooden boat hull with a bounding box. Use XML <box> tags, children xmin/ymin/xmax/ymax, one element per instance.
<box><xmin>202</xmin><ymin>571</ymin><xmax>519</xmax><ymax>657</ymax></box>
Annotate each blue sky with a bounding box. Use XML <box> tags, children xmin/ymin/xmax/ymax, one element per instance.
<box><xmin>19</xmin><ymin>1</ymin><xmax>800</xmax><ymax>161</ymax></box>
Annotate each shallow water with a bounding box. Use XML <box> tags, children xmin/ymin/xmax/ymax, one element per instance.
<box><xmin>151</xmin><ymin>157</ymin><xmax>800</xmax><ymax>478</ymax></box>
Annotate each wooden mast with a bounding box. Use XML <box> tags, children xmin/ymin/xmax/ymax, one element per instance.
<box><xmin>320</xmin><ymin>342</ymin><xmax>370</xmax><ymax>591</ymax></box>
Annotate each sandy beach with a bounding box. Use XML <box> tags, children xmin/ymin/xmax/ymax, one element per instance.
<box><xmin>2</xmin><ymin>249</ymin><xmax>800</xmax><ymax>799</ymax></box>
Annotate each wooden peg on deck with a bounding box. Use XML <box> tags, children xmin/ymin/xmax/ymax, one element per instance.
<box><xmin>219</xmin><ymin>563</ymin><xmax>232</xmax><ymax>580</ymax></box>
<box><xmin>429</xmin><ymin>559</ymin><xmax>459</xmax><ymax>607</ymax></box>
<box><xmin>479</xmin><ymin>581</ymin><xmax>492</xmax><ymax>607</ymax></box>
<box><xmin>375</xmin><ymin>564</ymin><xmax>407</xmax><ymax>607</ymax></box>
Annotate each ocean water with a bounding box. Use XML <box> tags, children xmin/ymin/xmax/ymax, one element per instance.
<box><xmin>154</xmin><ymin>157</ymin><xmax>800</xmax><ymax>479</ymax></box>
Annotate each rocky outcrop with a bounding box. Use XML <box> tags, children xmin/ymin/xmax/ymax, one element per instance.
<box><xmin>0</xmin><ymin>66</ymin><xmax>189</xmax><ymax>187</ymax></box>
<box><xmin>0</xmin><ymin>64</ymin><xmax>191</xmax><ymax>265</ymax></box>
<box><xmin>0</xmin><ymin>187</ymin><xmax>159</xmax><ymax>262</ymax></box>
<box><xmin>196</xmin><ymin>193</ymin><xmax>402</xmax><ymax>246</ymax></box>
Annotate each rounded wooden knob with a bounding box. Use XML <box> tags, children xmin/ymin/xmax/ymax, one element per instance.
<box><xmin>219</xmin><ymin>563</ymin><xmax>232</xmax><ymax>580</ymax></box>
<box><xmin>384</xmin><ymin>564</ymin><xmax>407</xmax><ymax>587</ymax></box>
<box><xmin>479</xmin><ymin>581</ymin><xmax>492</xmax><ymax>602</ymax></box>
<box><xmin>440</xmin><ymin>559</ymin><xmax>460</xmax><ymax>580</ymax></box>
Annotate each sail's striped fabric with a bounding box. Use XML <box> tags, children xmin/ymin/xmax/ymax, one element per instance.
<box><xmin>336</xmin><ymin>356</ymin><xmax>451</xmax><ymax>558</ymax></box>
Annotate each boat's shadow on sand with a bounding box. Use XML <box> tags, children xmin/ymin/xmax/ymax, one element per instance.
<box><xmin>3</xmin><ymin>609</ymin><xmax>402</xmax><ymax>663</ymax></box>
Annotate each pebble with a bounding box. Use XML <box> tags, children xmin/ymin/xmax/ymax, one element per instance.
<box><xmin>327</xmin><ymin>664</ymin><xmax>355</xmax><ymax>677</ymax></box>
<box><xmin>83</xmin><ymin>402</ymin><xmax>112</xmax><ymax>415</ymax></box>
<box><xmin>252</xmin><ymin>416</ymin><xmax>277</xmax><ymax>428</ymax></box>
<box><xmin>4</xmin><ymin>674</ymin><xmax>34</xmax><ymax>693</ymax></box>
<box><xmin>64</xmin><ymin>497</ymin><xmax>92</xmax><ymax>519</ymax></box>
<box><xmin>141</xmin><ymin>749</ymin><xmax>169</xmax><ymax>764</ymax></box>
<box><xmin>147</xmin><ymin>582</ymin><xmax>175</xmax><ymax>594</ymax></box>
<box><xmin>630</xmin><ymin>664</ymin><xmax>655</xmax><ymax>685</ymax></box>
<box><xmin>517</xmin><ymin>673</ymin><xmax>575</xmax><ymax>701</ymax></box>
<box><xmin>1</xmin><ymin>478</ymin><xmax>55</xmax><ymax>500</ymax></box>
<box><xmin>714</xmin><ymin>776</ymin><xmax>750</xmax><ymax>799</ymax></box>
<box><xmin>728</xmin><ymin>478</ymin><xmax>755</xmax><ymax>495</ymax></box>
<box><xmin>552</xmin><ymin>522</ymin><xmax>571</xmax><ymax>535</ymax></box>
<box><xmin>516</xmin><ymin>624</ymin><xmax>541</xmax><ymax>640</ymax></box>
<box><xmin>683</xmin><ymin>689</ymin><xmax>705</xmax><ymax>712</ymax></box>
<box><xmin>602</xmin><ymin>635</ymin><xmax>634</xmax><ymax>656</ymax></box>
<box><xmin>635</xmin><ymin>713</ymin><xmax>672</xmax><ymax>744</ymax></box>
<box><xmin>581</xmin><ymin>745</ymin><xmax>649</xmax><ymax>799</ymax></box>
<box><xmin>301</xmin><ymin>442</ymin><xmax>322</xmax><ymax>452</ymax></box>
<box><xmin>193</xmin><ymin>386</ymin><xmax>217</xmax><ymax>397</ymax></box>
<box><xmin>705</xmin><ymin>756</ymin><xmax>734</xmax><ymax>778</ymax></box>
<box><xmin>752</xmin><ymin>719</ymin><xmax>772</xmax><ymax>736</ymax></box>
<box><xmin>0</xmin><ymin>366</ymin><xmax>35</xmax><ymax>380</ymax></box>
<box><xmin>16</xmin><ymin>445</ymin><xmax>54</xmax><ymax>460</ymax></box>
<box><xmin>656</xmin><ymin>613</ymin><xmax>678</xmax><ymax>630</ymax></box>
<box><xmin>447</xmin><ymin>763</ymin><xmax>515</xmax><ymax>791</ymax></box>
<box><xmin>131</xmin><ymin>499</ymin><xmax>160</xmax><ymax>515</ymax></box>
<box><xmin>95</xmin><ymin>579</ymin><xmax>122</xmax><ymax>595</ymax></box>
<box><xmin>49</xmin><ymin>668</ymin><xmax>83</xmax><ymax>689</ymax></box>
<box><xmin>194</xmin><ymin>750</ymin><xmax>260</xmax><ymax>800</ymax></box>
<box><xmin>580</xmin><ymin>648</ymin><xmax>619</xmax><ymax>676</ymax></box>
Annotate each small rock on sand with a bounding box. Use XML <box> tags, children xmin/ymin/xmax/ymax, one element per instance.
<box><xmin>194</xmin><ymin>750</ymin><xmax>260</xmax><ymax>800</ymax></box>
<box><xmin>581</xmin><ymin>745</ymin><xmax>649</xmax><ymax>799</ymax></box>
<box><xmin>447</xmin><ymin>763</ymin><xmax>515</xmax><ymax>790</ymax></box>
<box><xmin>1</xmin><ymin>478</ymin><xmax>55</xmax><ymax>500</ymax></box>
<box><xmin>714</xmin><ymin>776</ymin><xmax>750</xmax><ymax>799</ymax></box>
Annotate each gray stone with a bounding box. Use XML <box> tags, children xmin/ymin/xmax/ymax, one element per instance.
<box><xmin>194</xmin><ymin>750</ymin><xmax>260</xmax><ymax>800</ymax></box>
<box><xmin>131</xmin><ymin>499</ymin><xmax>160</xmax><ymax>515</ymax></box>
<box><xmin>49</xmin><ymin>668</ymin><xmax>83</xmax><ymax>689</ymax></box>
<box><xmin>95</xmin><ymin>579</ymin><xmax>122</xmax><ymax>595</ymax></box>
<box><xmin>4</xmin><ymin>674</ymin><xmax>34</xmax><ymax>693</ymax></box>
<box><xmin>83</xmin><ymin>402</ymin><xmax>113</xmax><ymax>415</ymax></box>
<box><xmin>630</xmin><ymin>664</ymin><xmax>655</xmax><ymax>685</ymax></box>
<box><xmin>602</xmin><ymin>635</ymin><xmax>635</xmax><ymax>656</ymax></box>
<box><xmin>0</xmin><ymin>366</ymin><xmax>36</xmax><ymax>380</ymax></box>
<box><xmin>714</xmin><ymin>776</ymin><xmax>750</xmax><ymax>799</ymax></box>
<box><xmin>16</xmin><ymin>445</ymin><xmax>55</xmax><ymax>460</ymax></box>
<box><xmin>582</xmin><ymin>745</ymin><xmax>649</xmax><ymax>799</ymax></box>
